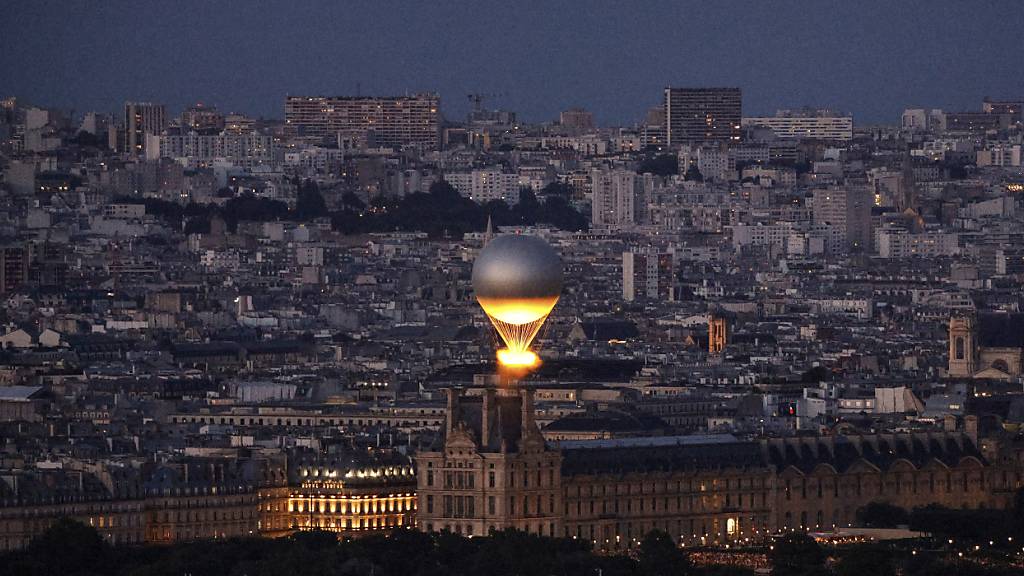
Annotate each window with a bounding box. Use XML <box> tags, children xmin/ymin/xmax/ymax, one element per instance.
<box><xmin>488</xmin><ymin>471</ymin><xmax>495</xmax><ymax>488</ymax></box>
<box><xmin>427</xmin><ymin>495</ymin><xmax>434</xmax><ymax>514</ymax></box>
<box><xmin>955</xmin><ymin>336</ymin><xmax>965</xmax><ymax>360</ymax></box>
<box><xmin>488</xmin><ymin>496</ymin><xmax>495</xmax><ymax>515</ymax></box>
<box><xmin>427</xmin><ymin>470</ymin><xmax>434</xmax><ymax>487</ymax></box>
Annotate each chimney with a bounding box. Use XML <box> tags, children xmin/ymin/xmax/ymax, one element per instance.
<box><xmin>445</xmin><ymin>388</ymin><xmax>457</xmax><ymax>437</ymax></box>
<box><xmin>520</xmin><ymin>387</ymin><xmax>535</xmax><ymax>433</ymax></box>
<box><xmin>964</xmin><ymin>415</ymin><xmax>978</xmax><ymax>444</ymax></box>
<box><xmin>481</xmin><ymin>388</ymin><xmax>495</xmax><ymax>447</ymax></box>
<box><xmin>943</xmin><ymin>414</ymin><xmax>957</xmax><ymax>432</ymax></box>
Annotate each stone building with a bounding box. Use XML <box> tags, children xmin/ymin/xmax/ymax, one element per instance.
<box><xmin>414</xmin><ymin>387</ymin><xmax>563</xmax><ymax>536</ymax></box>
<box><xmin>417</xmin><ymin>387</ymin><xmax>1023</xmax><ymax>552</ymax></box>
<box><xmin>267</xmin><ymin>452</ymin><xmax>417</xmax><ymax>536</ymax></box>
<box><xmin>948</xmin><ymin>313</ymin><xmax>1024</xmax><ymax>379</ymax></box>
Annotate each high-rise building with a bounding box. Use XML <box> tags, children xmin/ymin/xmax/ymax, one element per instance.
<box><xmin>741</xmin><ymin>110</ymin><xmax>853</xmax><ymax>141</ymax></box>
<box><xmin>663</xmin><ymin>88</ymin><xmax>741</xmax><ymax>145</ymax></box>
<box><xmin>809</xmin><ymin>186</ymin><xmax>873</xmax><ymax>252</ymax></box>
<box><xmin>124</xmin><ymin>102</ymin><xmax>167</xmax><ymax>156</ymax></box>
<box><xmin>640</xmin><ymin>106</ymin><xmax>666</xmax><ymax>149</ymax></box>
<box><xmin>445</xmin><ymin>169</ymin><xmax>520</xmax><ymax>204</ymax></box>
<box><xmin>591</xmin><ymin>169</ymin><xmax>641</xmax><ymax>228</ymax></box>
<box><xmin>559</xmin><ymin>108</ymin><xmax>595</xmax><ymax>135</ymax></box>
<box><xmin>155</xmin><ymin>129</ymin><xmax>275</xmax><ymax>168</ymax></box>
<box><xmin>943</xmin><ymin>111</ymin><xmax>1009</xmax><ymax>134</ymax></box>
<box><xmin>622</xmin><ymin>251</ymin><xmax>674</xmax><ymax>301</ymax></box>
<box><xmin>901</xmin><ymin>108</ymin><xmax>944</xmax><ymax>132</ymax></box>
<box><xmin>180</xmin><ymin>103</ymin><xmax>224</xmax><ymax>132</ymax></box>
<box><xmin>0</xmin><ymin>244</ymin><xmax>34</xmax><ymax>293</ymax></box>
<box><xmin>982</xmin><ymin>97</ymin><xmax>1023</xmax><ymax>124</ymax></box>
<box><xmin>284</xmin><ymin>94</ymin><xmax>440</xmax><ymax>149</ymax></box>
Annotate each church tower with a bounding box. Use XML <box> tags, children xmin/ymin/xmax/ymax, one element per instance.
<box><xmin>948</xmin><ymin>315</ymin><xmax>976</xmax><ymax>377</ymax></box>
<box><xmin>709</xmin><ymin>314</ymin><xmax>727</xmax><ymax>355</ymax></box>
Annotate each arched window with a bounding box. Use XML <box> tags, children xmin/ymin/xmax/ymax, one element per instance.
<box><xmin>955</xmin><ymin>336</ymin><xmax>965</xmax><ymax>360</ymax></box>
<box><xmin>992</xmin><ymin>359</ymin><xmax>1010</xmax><ymax>373</ymax></box>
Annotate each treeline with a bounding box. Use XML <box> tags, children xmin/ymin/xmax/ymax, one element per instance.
<box><xmin>1</xmin><ymin>522</ymin><xmax>710</xmax><ymax>576</ymax></box>
<box><xmin>120</xmin><ymin>180</ymin><xmax>588</xmax><ymax>239</ymax></box>
<box><xmin>858</xmin><ymin>497</ymin><xmax>1024</xmax><ymax>542</ymax></box>
<box><xmin>330</xmin><ymin>180</ymin><xmax>588</xmax><ymax>238</ymax></box>
<box><xmin>5</xmin><ymin>519</ymin><xmax>1023</xmax><ymax>576</ymax></box>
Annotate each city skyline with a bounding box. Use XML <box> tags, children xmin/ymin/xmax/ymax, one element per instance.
<box><xmin>4</xmin><ymin>4</ymin><xmax>1024</xmax><ymax>575</ymax></box>
<box><xmin>3</xmin><ymin>1</ymin><xmax>1024</xmax><ymax>125</ymax></box>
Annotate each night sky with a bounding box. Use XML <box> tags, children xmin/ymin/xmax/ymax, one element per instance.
<box><xmin>3</xmin><ymin>1</ymin><xmax>1023</xmax><ymax>125</ymax></box>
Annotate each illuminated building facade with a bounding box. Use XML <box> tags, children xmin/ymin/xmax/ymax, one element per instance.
<box><xmin>144</xmin><ymin>487</ymin><xmax>261</xmax><ymax>543</ymax></box>
<box><xmin>708</xmin><ymin>315</ymin><xmax>727</xmax><ymax>355</ymax></box>
<box><xmin>284</xmin><ymin>94</ymin><xmax>440</xmax><ymax>149</ymax></box>
<box><xmin>275</xmin><ymin>458</ymin><xmax>417</xmax><ymax>536</ymax></box>
<box><xmin>663</xmin><ymin>88</ymin><xmax>742</xmax><ymax>145</ymax></box>
<box><xmin>123</xmin><ymin>101</ymin><xmax>167</xmax><ymax>156</ymax></box>
<box><xmin>418</xmin><ymin>387</ymin><xmax>1024</xmax><ymax>552</ymax></box>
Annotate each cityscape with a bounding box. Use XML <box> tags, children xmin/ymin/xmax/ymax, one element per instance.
<box><xmin>3</xmin><ymin>3</ymin><xmax>1024</xmax><ymax>576</ymax></box>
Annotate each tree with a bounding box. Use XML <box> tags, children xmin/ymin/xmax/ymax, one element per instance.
<box><xmin>638</xmin><ymin>530</ymin><xmax>692</xmax><ymax>576</ymax></box>
<box><xmin>800</xmin><ymin>366</ymin><xmax>830</xmax><ymax>383</ymax></box>
<box><xmin>683</xmin><ymin>164</ymin><xmax>704</xmax><ymax>182</ymax></box>
<box><xmin>515</xmin><ymin>188</ymin><xmax>541</xmax><ymax>225</ymax></box>
<box><xmin>637</xmin><ymin>154</ymin><xmax>679</xmax><ymax>177</ymax></box>
<box><xmin>341</xmin><ymin>191</ymin><xmax>366</xmax><ymax>211</ymax></box>
<box><xmin>541</xmin><ymin>196</ymin><xmax>589</xmax><ymax>232</ymax></box>
<box><xmin>834</xmin><ymin>543</ymin><xmax>896</xmax><ymax>576</ymax></box>
<box><xmin>770</xmin><ymin>533</ymin><xmax>828</xmax><ymax>576</ymax></box>
<box><xmin>429</xmin><ymin>179</ymin><xmax>462</xmax><ymax>202</ymax></box>
<box><xmin>9</xmin><ymin>519</ymin><xmax>112</xmax><ymax>576</ymax></box>
<box><xmin>1013</xmin><ymin>488</ymin><xmax>1024</xmax><ymax>538</ymax></box>
<box><xmin>295</xmin><ymin>179</ymin><xmax>329</xmax><ymax>220</ymax></box>
<box><xmin>538</xmin><ymin>181</ymin><xmax>572</xmax><ymax>200</ymax></box>
<box><xmin>857</xmin><ymin>502</ymin><xmax>909</xmax><ymax>528</ymax></box>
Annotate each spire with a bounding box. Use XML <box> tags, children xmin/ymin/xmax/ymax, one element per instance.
<box><xmin>484</xmin><ymin>214</ymin><xmax>493</xmax><ymax>246</ymax></box>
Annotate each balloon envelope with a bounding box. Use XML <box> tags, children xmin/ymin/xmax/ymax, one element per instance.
<box><xmin>472</xmin><ymin>234</ymin><xmax>563</xmax><ymax>325</ymax></box>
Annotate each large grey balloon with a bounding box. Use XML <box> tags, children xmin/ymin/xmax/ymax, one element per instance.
<box><xmin>473</xmin><ymin>234</ymin><xmax>563</xmax><ymax>304</ymax></box>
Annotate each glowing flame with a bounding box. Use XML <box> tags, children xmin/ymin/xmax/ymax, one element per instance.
<box><xmin>496</xmin><ymin>349</ymin><xmax>539</xmax><ymax>368</ymax></box>
<box><xmin>477</xmin><ymin>296</ymin><xmax>557</xmax><ymax>369</ymax></box>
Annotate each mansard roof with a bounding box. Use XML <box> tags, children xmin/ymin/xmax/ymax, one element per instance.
<box><xmin>559</xmin><ymin>432</ymin><xmax>984</xmax><ymax>478</ymax></box>
<box><xmin>561</xmin><ymin>438</ymin><xmax>764</xmax><ymax>476</ymax></box>
<box><xmin>761</xmin><ymin>433</ymin><xmax>982</xmax><ymax>474</ymax></box>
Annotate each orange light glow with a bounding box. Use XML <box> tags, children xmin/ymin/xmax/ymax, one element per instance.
<box><xmin>496</xmin><ymin>349</ymin><xmax>539</xmax><ymax>368</ymax></box>
<box><xmin>475</xmin><ymin>296</ymin><xmax>559</xmax><ymax>325</ymax></box>
<box><xmin>477</xmin><ymin>295</ymin><xmax>559</xmax><ymax>368</ymax></box>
